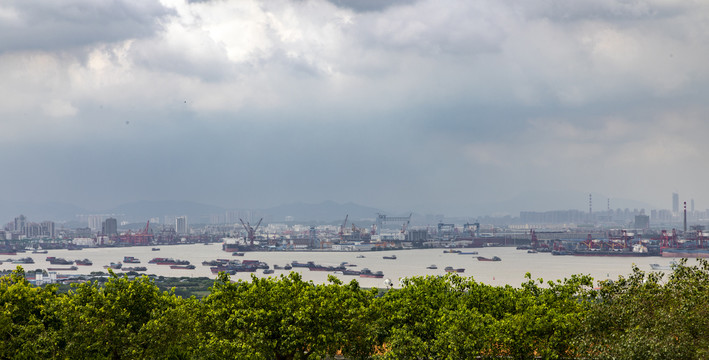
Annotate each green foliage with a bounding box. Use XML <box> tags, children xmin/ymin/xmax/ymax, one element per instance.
<box><xmin>1</xmin><ymin>260</ymin><xmax>709</xmax><ymax>359</ymax></box>
<box><xmin>0</xmin><ymin>266</ymin><xmax>61</xmax><ymax>359</ymax></box>
<box><xmin>201</xmin><ymin>272</ymin><xmax>376</xmax><ymax>359</ymax></box>
<box><xmin>576</xmin><ymin>259</ymin><xmax>709</xmax><ymax>360</ymax></box>
<box><xmin>375</xmin><ymin>273</ymin><xmax>593</xmax><ymax>359</ymax></box>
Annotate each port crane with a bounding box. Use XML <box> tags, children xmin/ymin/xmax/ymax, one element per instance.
<box><xmin>239</xmin><ymin>218</ymin><xmax>262</xmax><ymax>247</ymax></box>
<box><xmin>339</xmin><ymin>214</ymin><xmax>348</xmax><ymax>241</ymax></box>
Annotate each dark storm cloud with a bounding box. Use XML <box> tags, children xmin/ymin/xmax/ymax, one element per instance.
<box><xmin>510</xmin><ymin>0</ymin><xmax>686</xmax><ymax>22</ymax></box>
<box><xmin>0</xmin><ymin>0</ymin><xmax>173</xmax><ymax>53</ymax></box>
<box><xmin>327</xmin><ymin>0</ymin><xmax>420</xmax><ymax>13</ymax></box>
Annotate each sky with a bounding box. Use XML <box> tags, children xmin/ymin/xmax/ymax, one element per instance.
<box><xmin>2</xmin><ymin>0</ymin><xmax>708</xmax><ymax>217</ymax></box>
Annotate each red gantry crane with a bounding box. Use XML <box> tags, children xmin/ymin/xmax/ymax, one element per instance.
<box><xmin>239</xmin><ymin>218</ymin><xmax>262</xmax><ymax>247</ymax></box>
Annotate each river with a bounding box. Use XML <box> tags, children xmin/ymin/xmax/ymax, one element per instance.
<box><xmin>0</xmin><ymin>244</ymin><xmax>693</xmax><ymax>288</ymax></box>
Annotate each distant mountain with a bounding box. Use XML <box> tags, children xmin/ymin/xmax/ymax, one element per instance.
<box><xmin>105</xmin><ymin>200</ymin><xmax>227</xmax><ymax>223</ymax></box>
<box><xmin>0</xmin><ymin>201</ymin><xmax>89</xmax><ymax>223</ymax></box>
<box><xmin>263</xmin><ymin>201</ymin><xmax>384</xmax><ymax>223</ymax></box>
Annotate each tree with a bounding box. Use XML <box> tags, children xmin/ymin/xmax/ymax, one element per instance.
<box><xmin>576</xmin><ymin>259</ymin><xmax>709</xmax><ymax>359</ymax></box>
<box><xmin>57</xmin><ymin>270</ymin><xmax>184</xmax><ymax>359</ymax></box>
<box><xmin>0</xmin><ymin>266</ymin><xmax>62</xmax><ymax>358</ymax></box>
<box><xmin>201</xmin><ymin>272</ymin><xmax>376</xmax><ymax>359</ymax></box>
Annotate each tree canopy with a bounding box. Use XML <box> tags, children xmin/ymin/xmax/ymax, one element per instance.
<box><xmin>1</xmin><ymin>260</ymin><xmax>709</xmax><ymax>359</ymax></box>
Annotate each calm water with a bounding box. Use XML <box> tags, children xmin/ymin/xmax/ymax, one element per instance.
<box><xmin>1</xmin><ymin>244</ymin><xmax>691</xmax><ymax>288</ymax></box>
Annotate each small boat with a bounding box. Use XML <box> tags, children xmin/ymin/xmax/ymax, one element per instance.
<box><xmin>458</xmin><ymin>251</ymin><xmax>479</xmax><ymax>255</ymax></box>
<box><xmin>151</xmin><ymin>248</ymin><xmax>160</xmax><ymax>251</ymax></box>
<box><xmin>527</xmin><ymin>249</ymin><xmax>538</xmax><ymax>254</ymax></box>
<box><xmin>356</xmin><ymin>255</ymin><xmax>366</xmax><ymax>258</ymax></box>
<box><xmin>32</xmin><ymin>250</ymin><xmax>48</xmax><ymax>254</ymax></box>
<box><xmin>477</xmin><ymin>256</ymin><xmax>502</xmax><ymax>262</ymax></box>
<box><xmin>232</xmin><ymin>252</ymin><xmax>245</xmax><ymax>256</ymax></box>
<box><xmin>263</xmin><ymin>269</ymin><xmax>275</xmax><ymax>274</ymax></box>
<box><xmin>383</xmin><ymin>255</ymin><xmax>397</xmax><ymax>260</ymax></box>
<box><xmin>443</xmin><ymin>249</ymin><xmax>461</xmax><ymax>254</ymax></box>
<box><xmin>426</xmin><ymin>264</ymin><xmax>437</xmax><ymax>269</ymax></box>
<box><xmin>104</xmin><ymin>262</ymin><xmax>122</xmax><ymax>269</ymax></box>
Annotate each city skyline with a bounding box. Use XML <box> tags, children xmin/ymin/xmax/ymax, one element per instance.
<box><xmin>2</xmin><ymin>1</ymin><xmax>708</xmax><ymax>217</ymax></box>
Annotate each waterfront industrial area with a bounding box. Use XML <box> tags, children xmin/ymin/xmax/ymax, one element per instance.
<box><xmin>2</xmin><ymin>194</ymin><xmax>709</xmax><ymax>260</ymax></box>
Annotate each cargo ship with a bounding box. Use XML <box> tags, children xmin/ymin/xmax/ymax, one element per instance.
<box><xmin>477</xmin><ymin>256</ymin><xmax>501</xmax><ymax>262</ymax></box>
<box><xmin>47</xmin><ymin>266</ymin><xmax>78</xmax><ymax>271</ymax></box>
<box><xmin>122</xmin><ymin>266</ymin><xmax>147</xmax><ymax>272</ymax></box>
<box><xmin>170</xmin><ymin>264</ymin><xmax>196</xmax><ymax>270</ymax></box>
<box><xmin>148</xmin><ymin>258</ymin><xmax>190</xmax><ymax>266</ymax></box>
<box><xmin>359</xmin><ymin>268</ymin><xmax>384</xmax><ymax>278</ymax></box>
<box><xmin>12</xmin><ymin>257</ymin><xmax>34</xmax><ymax>264</ymax></box>
<box><xmin>123</xmin><ymin>256</ymin><xmax>140</xmax><ymax>263</ymax></box>
<box><xmin>46</xmin><ymin>257</ymin><xmax>74</xmax><ymax>265</ymax></box>
<box><xmin>661</xmin><ymin>248</ymin><xmax>709</xmax><ymax>258</ymax></box>
<box><xmin>75</xmin><ymin>259</ymin><xmax>93</xmax><ymax>266</ymax></box>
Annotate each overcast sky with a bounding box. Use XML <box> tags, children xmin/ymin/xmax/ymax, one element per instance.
<box><xmin>2</xmin><ymin>0</ymin><xmax>708</xmax><ymax>216</ymax></box>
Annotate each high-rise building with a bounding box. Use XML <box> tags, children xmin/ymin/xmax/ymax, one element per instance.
<box><xmin>88</xmin><ymin>215</ymin><xmax>106</xmax><ymax>232</ymax></box>
<box><xmin>176</xmin><ymin>216</ymin><xmax>188</xmax><ymax>234</ymax></box>
<box><xmin>102</xmin><ymin>218</ymin><xmax>118</xmax><ymax>236</ymax></box>
<box><xmin>672</xmin><ymin>193</ymin><xmax>679</xmax><ymax>214</ymax></box>
<box><xmin>634</xmin><ymin>215</ymin><xmax>650</xmax><ymax>229</ymax></box>
<box><xmin>41</xmin><ymin>221</ymin><xmax>55</xmax><ymax>238</ymax></box>
<box><xmin>14</xmin><ymin>215</ymin><xmax>26</xmax><ymax>234</ymax></box>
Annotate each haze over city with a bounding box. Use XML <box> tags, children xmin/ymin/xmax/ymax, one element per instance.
<box><xmin>2</xmin><ymin>0</ymin><xmax>708</xmax><ymax>218</ymax></box>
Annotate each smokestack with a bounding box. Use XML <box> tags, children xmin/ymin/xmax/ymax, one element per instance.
<box><xmin>684</xmin><ymin>201</ymin><xmax>687</xmax><ymax>232</ymax></box>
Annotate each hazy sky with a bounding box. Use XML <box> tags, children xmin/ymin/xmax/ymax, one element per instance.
<box><xmin>2</xmin><ymin>0</ymin><xmax>708</xmax><ymax>216</ymax></box>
